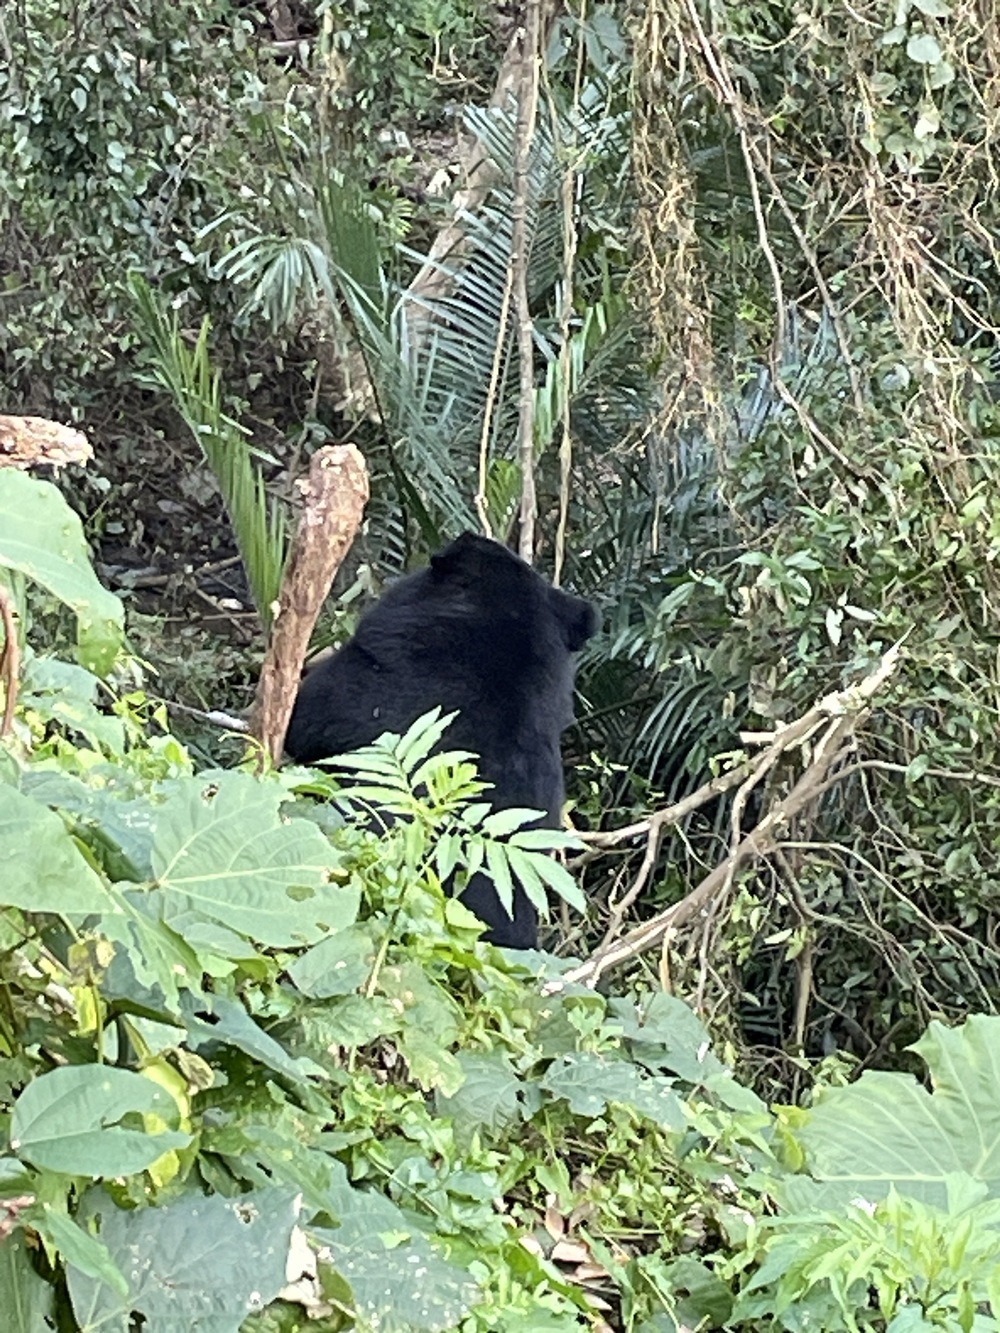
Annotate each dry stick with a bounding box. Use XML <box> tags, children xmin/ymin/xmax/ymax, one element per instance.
<box><xmin>474</xmin><ymin>266</ymin><xmax>514</xmax><ymax>536</ymax></box>
<box><xmin>566</xmin><ymin>645</ymin><xmax>903</xmax><ymax>987</ymax></box>
<box><xmin>565</xmin><ymin>711</ymin><xmax>860</xmax><ymax>988</ymax></box>
<box><xmin>551</xmin><ymin>0</ymin><xmax>587</xmax><ymax>587</ymax></box>
<box><xmin>513</xmin><ymin>0</ymin><xmax>542</xmax><ymax>563</ymax></box>
<box><xmin>252</xmin><ymin>444</ymin><xmax>369</xmax><ymax>767</ymax></box>
<box><xmin>0</xmin><ymin>585</ymin><xmax>19</xmax><ymax>739</ymax></box>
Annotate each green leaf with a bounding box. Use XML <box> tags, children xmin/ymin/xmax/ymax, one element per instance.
<box><xmin>436</xmin><ymin>1052</ymin><xmax>524</xmax><ymax>1143</ymax></box>
<box><xmin>481</xmin><ymin>807</ymin><xmax>541</xmax><ymax>838</ymax></box>
<box><xmin>36</xmin><ymin>1205</ymin><xmax>128</xmax><ymax>1297</ymax></box>
<box><xmin>65</xmin><ymin>1186</ymin><xmax>298</xmax><ymax>1331</ymax></box>
<box><xmin>910</xmin><ymin>0</ymin><xmax>951</xmax><ymax>14</ymax></box>
<box><xmin>182</xmin><ymin>993</ymin><xmax>324</xmax><ymax>1081</ymax></box>
<box><xmin>10</xmin><ymin>1066</ymin><xmax>190</xmax><ymax>1176</ymax></box>
<box><xmin>0</xmin><ymin>786</ymin><xmax>115</xmax><ymax>914</ymax></box>
<box><xmin>540</xmin><ymin>1052</ymin><xmax>685</xmax><ymax>1127</ymax></box>
<box><xmin>0</xmin><ymin>1232</ymin><xmax>54</xmax><ymax>1333</ymax></box>
<box><xmin>129</xmin><ymin>275</ymin><xmax>288</xmax><ymax>626</ymax></box>
<box><xmin>286</xmin><ymin>927</ymin><xmax>374</xmax><ymax>998</ymax></box>
<box><xmin>20</xmin><ymin>657</ymin><xmax>125</xmax><ymax>752</ymax></box>
<box><xmin>150</xmin><ymin>771</ymin><xmax>355</xmax><ymax>947</ymax></box>
<box><xmin>310</xmin><ymin>1188</ymin><xmax>481</xmax><ymax>1333</ymax></box>
<box><xmin>787</xmin><ymin>1015</ymin><xmax>1000</xmax><ymax>1210</ymax></box>
<box><xmin>906</xmin><ymin>32</ymin><xmax>942</xmax><ymax>63</ymax></box>
<box><xmin>0</xmin><ymin>471</ymin><xmax>124</xmax><ymax>674</ymax></box>
<box><xmin>484</xmin><ymin>839</ymin><xmax>515</xmax><ymax>916</ymax></box>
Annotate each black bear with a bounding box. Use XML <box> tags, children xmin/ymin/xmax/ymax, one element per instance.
<box><xmin>284</xmin><ymin>532</ymin><xmax>600</xmax><ymax>948</ymax></box>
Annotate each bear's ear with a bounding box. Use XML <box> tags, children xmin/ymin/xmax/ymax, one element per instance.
<box><xmin>430</xmin><ymin>531</ymin><xmax>482</xmax><ymax>579</ymax></box>
<box><xmin>553</xmin><ymin>590</ymin><xmax>600</xmax><ymax>651</ymax></box>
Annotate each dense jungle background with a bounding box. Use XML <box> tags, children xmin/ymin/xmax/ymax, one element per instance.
<box><xmin>2</xmin><ymin>0</ymin><xmax>1000</xmax><ymax>1328</ymax></box>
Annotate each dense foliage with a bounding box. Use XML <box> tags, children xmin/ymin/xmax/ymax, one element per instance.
<box><xmin>3</xmin><ymin>469</ymin><xmax>1000</xmax><ymax>1331</ymax></box>
<box><xmin>4</xmin><ymin>0</ymin><xmax>1000</xmax><ymax>1322</ymax></box>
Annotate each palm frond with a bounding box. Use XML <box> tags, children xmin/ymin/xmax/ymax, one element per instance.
<box><xmin>128</xmin><ymin>274</ymin><xmax>288</xmax><ymax>627</ymax></box>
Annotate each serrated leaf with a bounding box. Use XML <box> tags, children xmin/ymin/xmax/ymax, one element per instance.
<box><xmin>436</xmin><ymin>1052</ymin><xmax>524</xmax><ymax>1143</ymax></box>
<box><xmin>540</xmin><ymin>1052</ymin><xmax>684</xmax><ymax>1127</ymax></box>
<box><xmin>0</xmin><ymin>471</ymin><xmax>124</xmax><ymax>674</ymax></box>
<box><xmin>0</xmin><ymin>786</ymin><xmax>115</xmax><ymax>914</ymax></box>
<box><xmin>150</xmin><ymin>771</ymin><xmax>353</xmax><ymax>947</ymax></box>
<box><xmin>394</xmin><ymin>707</ymin><xmax>458</xmax><ymax>769</ymax></box>
<box><xmin>481</xmin><ymin>807</ymin><xmax>541</xmax><ymax>837</ymax></box>
<box><xmin>484</xmin><ymin>839</ymin><xmax>515</xmax><ymax>915</ymax></box>
<box><xmin>11</xmin><ymin>1066</ymin><xmax>190</xmax><ymax>1176</ymax></box>
<box><xmin>524</xmin><ymin>852</ymin><xmax>587</xmax><ymax>911</ymax></box>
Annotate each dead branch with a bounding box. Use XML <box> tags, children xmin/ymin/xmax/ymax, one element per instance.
<box><xmin>252</xmin><ymin>444</ymin><xmax>369</xmax><ymax>766</ymax></box>
<box><xmin>562</xmin><ymin>644</ymin><xmax>903</xmax><ymax>988</ymax></box>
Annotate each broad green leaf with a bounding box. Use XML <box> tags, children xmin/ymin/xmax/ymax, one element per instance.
<box><xmin>181</xmin><ymin>993</ymin><xmax>325</xmax><ymax>1081</ymax></box>
<box><xmin>287</xmin><ymin>927</ymin><xmax>373</xmax><ymax>998</ymax></box>
<box><xmin>540</xmin><ymin>1051</ymin><xmax>685</xmax><ymax>1127</ymax></box>
<box><xmin>906</xmin><ymin>32</ymin><xmax>942</xmax><ymax>63</ymax></box>
<box><xmin>102</xmin><ymin>893</ymin><xmax>204</xmax><ymax>1013</ymax></box>
<box><xmin>150</xmin><ymin>771</ymin><xmax>355</xmax><ymax>946</ymax></box>
<box><xmin>0</xmin><ymin>786</ymin><xmax>114</xmax><ymax>914</ymax></box>
<box><xmin>608</xmin><ymin>992</ymin><xmax>733</xmax><ymax>1084</ymax></box>
<box><xmin>316</xmin><ymin>994</ymin><xmax>402</xmax><ymax>1048</ymax></box>
<box><xmin>787</xmin><ymin>1015</ymin><xmax>1000</xmax><ymax>1210</ymax></box>
<box><xmin>397</xmin><ymin>1027</ymin><xmax>464</xmax><ymax>1093</ymax></box>
<box><xmin>0</xmin><ymin>471</ymin><xmax>124</xmax><ymax>674</ymax></box>
<box><xmin>436</xmin><ymin>1052</ymin><xmax>524</xmax><ymax>1143</ymax></box>
<box><xmin>10</xmin><ymin>1065</ymin><xmax>190</xmax><ymax>1176</ymax></box>
<box><xmin>22</xmin><ymin>770</ymin><xmax>155</xmax><ymax>879</ymax></box>
<box><xmin>311</xmin><ymin>1175</ymin><xmax>480</xmax><ymax>1333</ymax></box>
<box><xmin>66</xmin><ymin>1186</ymin><xmax>298</xmax><ymax>1331</ymax></box>
<box><xmin>20</xmin><ymin>657</ymin><xmax>125</xmax><ymax>753</ymax></box>
<box><xmin>0</xmin><ymin>1232</ymin><xmax>54</xmax><ymax>1333</ymax></box>
<box><xmin>36</xmin><ymin>1205</ymin><xmax>128</xmax><ymax>1296</ymax></box>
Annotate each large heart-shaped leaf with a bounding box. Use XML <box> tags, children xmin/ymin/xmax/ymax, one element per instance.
<box><xmin>150</xmin><ymin>771</ymin><xmax>357</xmax><ymax>947</ymax></box>
<box><xmin>786</xmin><ymin>1015</ymin><xmax>1000</xmax><ymax>1210</ymax></box>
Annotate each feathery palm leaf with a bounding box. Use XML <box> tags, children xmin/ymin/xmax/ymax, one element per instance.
<box><xmin>129</xmin><ymin>274</ymin><xmax>288</xmax><ymax>628</ymax></box>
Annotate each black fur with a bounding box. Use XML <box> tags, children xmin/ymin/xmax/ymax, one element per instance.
<box><xmin>284</xmin><ymin>532</ymin><xmax>600</xmax><ymax>948</ymax></box>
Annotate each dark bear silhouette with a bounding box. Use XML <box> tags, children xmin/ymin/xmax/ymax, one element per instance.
<box><xmin>284</xmin><ymin>532</ymin><xmax>600</xmax><ymax>948</ymax></box>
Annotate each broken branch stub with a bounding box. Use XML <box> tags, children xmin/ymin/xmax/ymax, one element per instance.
<box><xmin>252</xmin><ymin>444</ymin><xmax>369</xmax><ymax>766</ymax></box>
